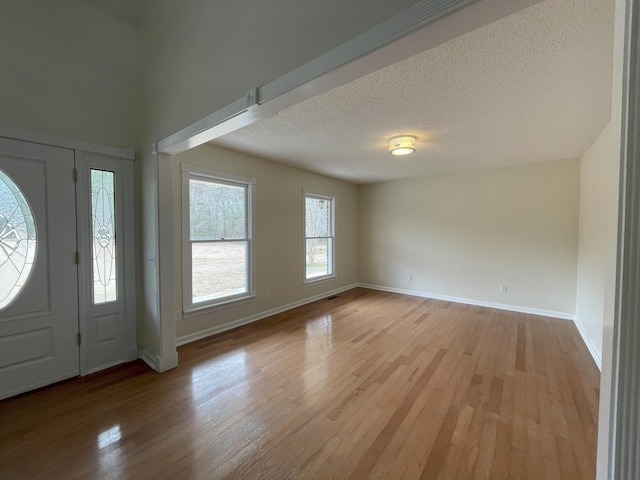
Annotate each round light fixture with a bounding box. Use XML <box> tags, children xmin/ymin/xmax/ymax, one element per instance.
<box><xmin>389</xmin><ymin>135</ymin><xmax>416</xmax><ymax>156</ymax></box>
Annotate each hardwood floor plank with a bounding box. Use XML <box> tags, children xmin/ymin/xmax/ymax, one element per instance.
<box><xmin>347</xmin><ymin>349</ymin><xmax>448</xmax><ymax>479</ymax></box>
<box><xmin>0</xmin><ymin>288</ymin><xmax>600</xmax><ymax>479</ymax></box>
<box><xmin>490</xmin><ymin>416</ymin><xmax>513</xmax><ymax>480</ymax></box>
<box><xmin>419</xmin><ymin>399</ymin><xmax>462</xmax><ymax>479</ymax></box>
<box><xmin>516</xmin><ymin>321</ymin><xmax>526</xmax><ymax>373</ymax></box>
<box><xmin>488</xmin><ymin>377</ymin><xmax>504</xmax><ymax>415</ymax></box>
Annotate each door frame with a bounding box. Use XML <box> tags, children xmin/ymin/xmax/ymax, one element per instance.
<box><xmin>0</xmin><ymin>124</ymin><xmax>136</xmax><ymax>378</ymax></box>
<box><xmin>75</xmin><ymin>150</ymin><xmax>137</xmax><ymax>375</ymax></box>
<box><xmin>607</xmin><ymin>0</ymin><xmax>640</xmax><ymax>478</ymax></box>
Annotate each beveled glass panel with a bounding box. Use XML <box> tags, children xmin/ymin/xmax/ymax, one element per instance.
<box><xmin>0</xmin><ymin>170</ymin><xmax>37</xmax><ymax>310</ymax></box>
<box><xmin>91</xmin><ymin>169</ymin><xmax>117</xmax><ymax>304</ymax></box>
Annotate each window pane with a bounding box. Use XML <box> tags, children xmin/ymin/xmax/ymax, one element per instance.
<box><xmin>0</xmin><ymin>170</ymin><xmax>37</xmax><ymax>310</ymax></box>
<box><xmin>190</xmin><ymin>179</ymin><xmax>245</xmax><ymax>241</ymax></box>
<box><xmin>91</xmin><ymin>169</ymin><xmax>117</xmax><ymax>304</ymax></box>
<box><xmin>192</xmin><ymin>241</ymin><xmax>247</xmax><ymax>303</ymax></box>
<box><xmin>305</xmin><ymin>197</ymin><xmax>330</xmax><ymax>237</ymax></box>
<box><xmin>306</xmin><ymin>238</ymin><xmax>331</xmax><ymax>279</ymax></box>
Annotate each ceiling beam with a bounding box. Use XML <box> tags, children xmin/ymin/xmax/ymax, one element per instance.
<box><xmin>157</xmin><ymin>0</ymin><xmax>542</xmax><ymax>156</ymax></box>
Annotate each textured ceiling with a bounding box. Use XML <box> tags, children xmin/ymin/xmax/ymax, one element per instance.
<box><xmin>213</xmin><ymin>0</ymin><xmax>614</xmax><ymax>184</ymax></box>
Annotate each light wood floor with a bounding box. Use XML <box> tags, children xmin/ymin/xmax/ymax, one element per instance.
<box><xmin>0</xmin><ymin>288</ymin><xmax>600</xmax><ymax>479</ymax></box>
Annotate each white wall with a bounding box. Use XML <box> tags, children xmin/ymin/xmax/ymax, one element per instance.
<box><xmin>173</xmin><ymin>144</ymin><xmax>358</xmax><ymax>341</ymax></box>
<box><xmin>0</xmin><ymin>0</ymin><xmax>138</xmax><ymax>148</ymax></box>
<box><xmin>575</xmin><ymin>123</ymin><xmax>616</xmax><ymax>368</ymax></box>
<box><xmin>136</xmin><ymin>0</ymin><xmax>418</xmax><ymax>142</ymax></box>
<box><xmin>0</xmin><ymin>0</ymin><xmax>141</xmax><ymax>358</ymax></box>
<box><xmin>359</xmin><ymin>158</ymin><xmax>581</xmax><ymax>316</ymax></box>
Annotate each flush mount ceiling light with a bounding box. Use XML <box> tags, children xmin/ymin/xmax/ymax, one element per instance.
<box><xmin>388</xmin><ymin>135</ymin><xmax>416</xmax><ymax>156</ymax></box>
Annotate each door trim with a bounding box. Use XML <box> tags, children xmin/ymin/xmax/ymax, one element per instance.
<box><xmin>75</xmin><ymin>151</ymin><xmax>137</xmax><ymax>375</ymax></box>
<box><xmin>608</xmin><ymin>0</ymin><xmax>640</xmax><ymax>478</ymax></box>
<box><xmin>0</xmin><ymin>124</ymin><xmax>135</xmax><ymax>161</ymax></box>
<box><xmin>0</xmin><ymin>128</ymin><xmax>137</xmax><ymax>383</ymax></box>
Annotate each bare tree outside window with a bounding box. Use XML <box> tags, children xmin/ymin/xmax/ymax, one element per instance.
<box><xmin>190</xmin><ymin>180</ymin><xmax>245</xmax><ymax>241</ymax></box>
<box><xmin>187</xmin><ymin>176</ymin><xmax>250</xmax><ymax>306</ymax></box>
<box><xmin>305</xmin><ymin>193</ymin><xmax>334</xmax><ymax>281</ymax></box>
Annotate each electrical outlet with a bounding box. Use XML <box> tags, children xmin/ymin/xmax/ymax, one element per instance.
<box><xmin>266</xmin><ymin>289</ymin><xmax>272</xmax><ymax>298</ymax></box>
<box><xmin>175</xmin><ymin>311</ymin><xmax>182</xmax><ymax>321</ymax></box>
<box><xmin>408</xmin><ymin>274</ymin><xmax>413</xmax><ymax>282</ymax></box>
<box><xmin>500</xmin><ymin>285</ymin><xmax>508</xmax><ymax>293</ymax></box>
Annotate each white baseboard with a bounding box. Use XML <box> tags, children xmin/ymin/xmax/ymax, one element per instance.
<box><xmin>573</xmin><ymin>316</ymin><xmax>602</xmax><ymax>370</ymax></box>
<box><xmin>84</xmin><ymin>359</ymin><xmax>127</xmax><ymax>376</ymax></box>
<box><xmin>138</xmin><ymin>349</ymin><xmax>158</xmax><ymax>371</ymax></box>
<box><xmin>0</xmin><ymin>371</ymin><xmax>78</xmax><ymax>402</ymax></box>
<box><xmin>174</xmin><ymin>282</ymin><xmax>603</xmax><ymax>372</ymax></box>
<box><xmin>176</xmin><ymin>283</ymin><xmax>358</xmax><ymax>346</ymax></box>
<box><xmin>358</xmin><ymin>283</ymin><xmax>603</xmax><ymax>369</ymax></box>
<box><xmin>357</xmin><ymin>283</ymin><xmax>575</xmax><ymax>320</ymax></box>
<box><xmin>138</xmin><ymin>349</ymin><xmax>177</xmax><ymax>373</ymax></box>
<box><xmin>156</xmin><ymin>349</ymin><xmax>179</xmax><ymax>373</ymax></box>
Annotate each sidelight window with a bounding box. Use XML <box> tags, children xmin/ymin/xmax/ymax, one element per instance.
<box><xmin>91</xmin><ymin>169</ymin><xmax>117</xmax><ymax>304</ymax></box>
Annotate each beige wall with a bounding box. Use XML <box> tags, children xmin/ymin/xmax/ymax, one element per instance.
<box><xmin>0</xmin><ymin>0</ymin><xmax>138</xmax><ymax>148</ymax></box>
<box><xmin>173</xmin><ymin>144</ymin><xmax>358</xmax><ymax>340</ymax></box>
<box><xmin>136</xmin><ymin>0</ymin><xmax>417</xmax><ymax>356</ymax></box>
<box><xmin>359</xmin><ymin>159</ymin><xmax>581</xmax><ymax>315</ymax></box>
<box><xmin>576</xmin><ymin>123</ymin><xmax>616</xmax><ymax>367</ymax></box>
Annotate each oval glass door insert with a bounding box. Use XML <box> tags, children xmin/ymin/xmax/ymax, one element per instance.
<box><xmin>0</xmin><ymin>169</ymin><xmax>37</xmax><ymax>310</ymax></box>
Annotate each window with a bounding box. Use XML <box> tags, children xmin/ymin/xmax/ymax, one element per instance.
<box><xmin>0</xmin><ymin>170</ymin><xmax>37</xmax><ymax>310</ymax></box>
<box><xmin>90</xmin><ymin>169</ymin><xmax>117</xmax><ymax>304</ymax></box>
<box><xmin>304</xmin><ymin>191</ymin><xmax>335</xmax><ymax>283</ymax></box>
<box><xmin>182</xmin><ymin>165</ymin><xmax>254</xmax><ymax>312</ymax></box>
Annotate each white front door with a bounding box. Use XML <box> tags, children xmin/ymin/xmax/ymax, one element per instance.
<box><xmin>0</xmin><ymin>138</ymin><xmax>79</xmax><ymax>400</ymax></box>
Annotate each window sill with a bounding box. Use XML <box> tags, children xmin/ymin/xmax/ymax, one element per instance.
<box><xmin>303</xmin><ymin>275</ymin><xmax>336</xmax><ymax>288</ymax></box>
<box><xmin>181</xmin><ymin>294</ymin><xmax>256</xmax><ymax>320</ymax></box>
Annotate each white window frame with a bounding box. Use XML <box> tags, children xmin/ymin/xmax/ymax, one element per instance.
<box><xmin>303</xmin><ymin>189</ymin><xmax>336</xmax><ymax>285</ymax></box>
<box><xmin>181</xmin><ymin>164</ymin><xmax>256</xmax><ymax>313</ymax></box>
